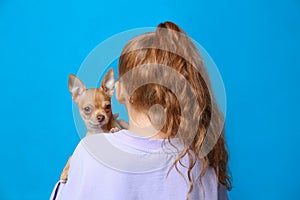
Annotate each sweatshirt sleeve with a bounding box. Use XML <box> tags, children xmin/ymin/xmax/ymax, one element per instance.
<box><xmin>50</xmin><ymin>141</ymin><xmax>87</xmax><ymax>200</ymax></box>
<box><xmin>218</xmin><ymin>184</ymin><xmax>229</xmax><ymax>200</ymax></box>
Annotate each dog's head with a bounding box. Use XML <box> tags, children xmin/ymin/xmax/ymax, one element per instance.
<box><xmin>68</xmin><ymin>69</ymin><xmax>115</xmax><ymax>133</ymax></box>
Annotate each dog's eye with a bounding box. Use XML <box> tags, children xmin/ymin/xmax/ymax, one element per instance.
<box><xmin>84</xmin><ymin>106</ymin><xmax>91</xmax><ymax>113</ymax></box>
<box><xmin>105</xmin><ymin>104</ymin><xmax>111</xmax><ymax>110</ymax></box>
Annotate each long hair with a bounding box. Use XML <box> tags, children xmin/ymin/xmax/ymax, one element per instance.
<box><xmin>118</xmin><ymin>21</ymin><xmax>231</xmax><ymax>199</ymax></box>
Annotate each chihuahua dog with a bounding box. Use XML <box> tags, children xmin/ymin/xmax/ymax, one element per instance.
<box><xmin>60</xmin><ymin>69</ymin><xmax>121</xmax><ymax>183</ymax></box>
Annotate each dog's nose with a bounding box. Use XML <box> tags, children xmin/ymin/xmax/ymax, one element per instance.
<box><xmin>97</xmin><ymin>115</ymin><xmax>105</xmax><ymax>122</ymax></box>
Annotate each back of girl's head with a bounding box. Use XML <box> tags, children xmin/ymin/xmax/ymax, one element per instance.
<box><xmin>118</xmin><ymin>21</ymin><xmax>231</xmax><ymax>198</ymax></box>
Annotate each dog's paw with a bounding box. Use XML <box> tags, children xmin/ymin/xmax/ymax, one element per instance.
<box><xmin>110</xmin><ymin>127</ymin><xmax>120</xmax><ymax>133</ymax></box>
<box><xmin>60</xmin><ymin>171</ymin><xmax>68</xmax><ymax>183</ymax></box>
<box><xmin>60</xmin><ymin>178</ymin><xmax>68</xmax><ymax>183</ymax></box>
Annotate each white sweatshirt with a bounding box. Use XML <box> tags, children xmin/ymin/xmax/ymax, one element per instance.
<box><xmin>50</xmin><ymin>129</ymin><xmax>228</xmax><ymax>200</ymax></box>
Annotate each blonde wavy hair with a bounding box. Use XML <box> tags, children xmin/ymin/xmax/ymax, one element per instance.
<box><xmin>118</xmin><ymin>21</ymin><xmax>231</xmax><ymax>199</ymax></box>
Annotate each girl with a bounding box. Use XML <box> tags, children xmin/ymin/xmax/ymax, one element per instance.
<box><xmin>51</xmin><ymin>21</ymin><xmax>231</xmax><ymax>200</ymax></box>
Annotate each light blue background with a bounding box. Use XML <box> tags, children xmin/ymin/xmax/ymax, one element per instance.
<box><xmin>0</xmin><ymin>0</ymin><xmax>299</xmax><ymax>199</ymax></box>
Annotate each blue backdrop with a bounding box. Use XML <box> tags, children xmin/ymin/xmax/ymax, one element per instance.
<box><xmin>0</xmin><ymin>0</ymin><xmax>299</xmax><ymax>199</ymax></box>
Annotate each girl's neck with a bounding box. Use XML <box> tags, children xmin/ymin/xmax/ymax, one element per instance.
<box><xmin>127</xmin><ymin>104</ymin><xmax>165</xmax><ymax>139</ymax></box>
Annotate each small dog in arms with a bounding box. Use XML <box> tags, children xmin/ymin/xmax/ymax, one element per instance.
<box><xmin>60</xmin><ymin>69</ymin><xmax>122</xmax><ymax>183</ymax></box>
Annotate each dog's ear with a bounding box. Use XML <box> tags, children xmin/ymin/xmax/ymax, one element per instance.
<box><xmin>68</xmin><ymin>74</ymin><xmax>86</xmax><ymax>100</ymax></box>
<box><xmin>101</xmin><ymin>69</ymin><xmax>115</xmax><ymax>97</ymax></box>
